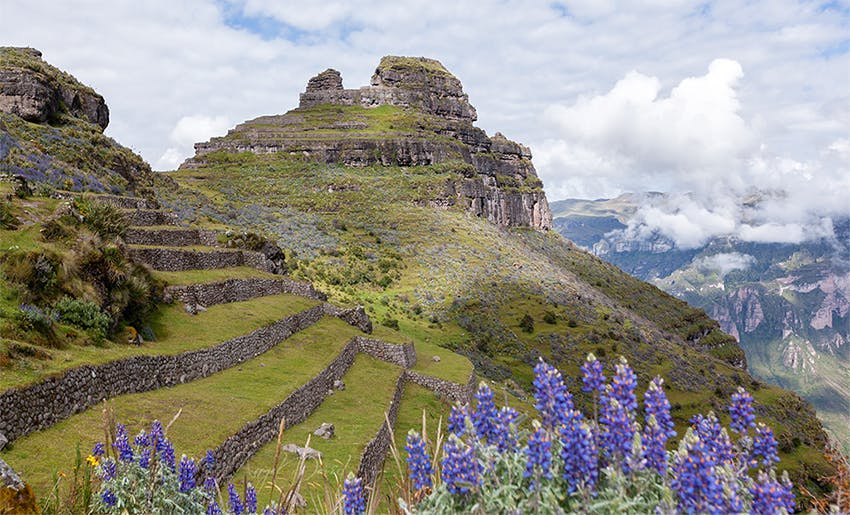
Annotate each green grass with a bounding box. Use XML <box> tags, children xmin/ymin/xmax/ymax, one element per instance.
<box><xmin>231</xmin><ymin>354</ymin><xmax>403</xmax><ymax>509</ymax></box>
<box><xmin>151</xmin><ymin>266</ymin><xmax>281</xmax><ymax>285</ymax></box>
<box><xmin>0</xmin><ymin>317</ymin><xmax>366</xmax><ymax>496</ymax></box>
<box><xmin>0</xmin><ymin>293</ymin><xmax>319</xmax><ymax>389</ymax></box>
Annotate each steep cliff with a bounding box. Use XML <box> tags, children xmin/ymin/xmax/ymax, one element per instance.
<box><xmin>182</xmin><ymin>56</ymin><xmax>552</xmax><ymax>231</ymax></box>
<box><xmin>0</xmin><ymin>47</ymin><xmax>153</xmax><ymax>196</ymax></box>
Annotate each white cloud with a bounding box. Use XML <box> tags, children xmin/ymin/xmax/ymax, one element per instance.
<box><xmin>695</xmin><ymin>252</ymin><xmax>757</xmax><ymax>277</ymax></box>
<box><xmin>156</xmin><ymin>115</ymin><xmax>232</xmax><ymax>169</ymax></box>
<box><xmin>0</xmin><ymin>0</ymin><xmax>847</xmax><ymax>247</ymax></box>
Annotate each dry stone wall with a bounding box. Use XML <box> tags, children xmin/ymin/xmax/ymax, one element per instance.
<box><xmin>0</xmin><ymin>305</ymin><xmax>328</xmax><ymax>443</ymax></box>
<box><xmin>124</xmin><ymin>227</ymin><xmax>219</xmax><ymax>247</ymax></box>
<box><xmin>356</xmin><ymin>374</ymin><xmax>406</xmax><ymax>486</ymax></box>
<box><xmin>126</xmin><ymin>247</ymin><xmax>275</xmax><ymax>272</ymax></box>
<box><xmin>353</xmin><ymin>336</ymin><xmax>415</xmax><ymax>368</ymax></box>
<box><xmin>166</xmin><ymin>277</ymin><xmax>328</xmax><ymax>306</ymax></box>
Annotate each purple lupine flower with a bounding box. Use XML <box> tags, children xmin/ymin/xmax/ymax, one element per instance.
<box><xmin>644</xmin><ymin>377</ymin><xmax>675</xmax><ymax>438</ymax></box>
<box><xmin>609</xmin><ymin>357</ymin><xmax>638</xmax><ymax>413</ymax></box>
<box><xmin>228</xmin><ymin>483</ymin><xmax>244</xmax><ymax>515</ymax></box>
<box><xmin>643</xmin><ymin>377</ymin><xmax>675</xmax><ymax>474</ymax></box>
<box><xmin>263</xmin><ymin>508</ymin><xmax>275</xmax><ymax>515</ymax></box>
<box><xmin>204</xmin><ymin>476</ymin><xmax>217</xmax><ymax>493</ymax></box>
<box><xmin>92</xmin><ymin>442</ymin><xmax>105</xmax><ymax>457</ymax></box>
<box><xmin>491</xmin><ymin>406</ymin><xmax>519</xmax><ymax>452</ymax></box>
<box><xmin>342</xmin><ymin>474</ymin><xmax>366</xmax><ymax>515</ymax></box>
<box><xmin>691</xmin><ymin>413</ymin><xmax>735</xmax><ymax>466</ymax></box>
<box><xmin>581</xmin><ymin>353</ymin><xmax>605</xmax><ymax>394</ymax></box>
<box><xmin>113</xmin><ymin>423</ymin><xmax>134</xmax><ymax>462</ymax></box>
<box><xmin>207</xmin><ymin>500</ymin><xmax>222</xmax><ymax>515</ymax></box>
<box><xmin>750</xmin><ymin>423</ymin><xmax>780</xmax><ymax>468</ymax></box>
<box><xmin>441</xmin><ymin>435</ymin><xmax>481</xmax><ymax>495</ymax></box>
<box><xmin>101</xmin><ymin>489</ymin><xmax>117</xmax><ymax>507</ymax></box>
<box><xmin>729</xmin><ymin>387</ymin><xmax>756</xmax><ymax>434</ymax></box>
<box><xmin>532</xmin><ymin>358</ymin><xmax>574</xmax><ymax>431</ymax></box>
<box><xmin>750</xmin><ymin>470</ymin><xmax>795</xmax><ymax>514</ymax></box>
<box><xmin>524</xmin><ymin>424</ymin><xmax>553</xmax><ymax>482</ymax></box>
<box><xmin>560</xmin><ymin>410</ymin><xmax>598</xmax><ymax>494</ymax></box>
<box><xmin>133</xmin><ymin>430</ymin><xmax>150</xmax><ymax>447</ymax></box>
<box><xmin>671</xmin><ymin>431</ymin><xmax>725</xmax><ymax>515</ymax></box>
<box><xmin>245</xmin><ymin>483</ymin><xmax>257</xmax><ymax>514</ymax></box>
<box><xmin>100</xmin><ymin>459</ymin><xmax>116</xmax><ymax>481</ymax></box>
<box><xmin>405</xmin><ymin>430</ymin><xmax>434</xmax><ymax>490</ymax></box>
<box><xmin>160</xmin><ymin>439</ymin><xmax>176</xmax><ymax>471</ymax></box>
<box><xmin>448</xmin><ymin>404</ymin><xmax>468</xmax><ymax>436</ymax></box>
<box><xmin>138</xmin><ymin>448</ymin><xmax>151</xmax><ymax>469</ymax></box>
<box><xmin>202</xmin><ymin>450</ymin><xmax>215</xmax><ymax>472</ymax></box>
<box><xmin>472</xmin><ymin>383</ymin><xmax>497</xmax><ymax>441</ymax></box>
<box><xmin>150</xmin><ymin>420</ymin><xmax>166</xmax><ymax>452</ymax></box>
<box><xmin>178</xmin><ymin>455</ymin><xmax>197</xmax><ymax>492</ymax></box>
<box><xmin>599</xmin><ymin>388</ymin><xmax>637</xmax><ymax>473</ymax></box>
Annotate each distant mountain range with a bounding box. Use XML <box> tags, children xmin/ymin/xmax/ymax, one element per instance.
<box><xmin>552</xmin><ymin>194</ymin><xmax>850</xmax><ymax>447</ymax></box>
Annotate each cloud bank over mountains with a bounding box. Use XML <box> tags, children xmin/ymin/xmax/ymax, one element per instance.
<box><xmin>537</xmin><ymin>57</ymin><xmax>850</xmax><ymax>248</ymax></box>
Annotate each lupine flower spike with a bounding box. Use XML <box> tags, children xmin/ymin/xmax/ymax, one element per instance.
<box><xmin>729</xmin><ymin>387</ymin><xmax>756</xmax><ymax>434</ymax></box>
<box><xmin>441</xmin><ymin>434</ymin><xmax>481</xmax><ymax>495</ymax></box>
<box><xmin>405</xmin><ymin>429</ymin><xmax>434</xmax><ymax>490</ymax></box>
<box><xmin>342</xmin><ymin>473</ymin><xmax>366</xmax><ymax>515</ymax></box>
<box><xmin>533</xmin><ymin>358</ymin><xmax>574</xmax><ymax>431</ymax></box>
<box><xmin>472</xmin><ymin>382</ymin><xmax>498</xmax><ymax>441</ymax></box>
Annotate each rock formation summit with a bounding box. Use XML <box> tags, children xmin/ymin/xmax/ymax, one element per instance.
<box><xmin>0</xmin><ymin>47</ymin><xmax>108</xmax><ymax>129</ymax></box>
<box><xmin>184</xmin><ymin>56</ymin><xmax>552</xmax><ymax>231</ymax></box>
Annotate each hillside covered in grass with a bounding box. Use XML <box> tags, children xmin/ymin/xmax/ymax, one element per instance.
<box><xmin>159</xmin><ymin>56</ymin><xmax>833</xmax><ymax>494</ymax></box>
<box><xmin>0</xmin><ymin>50</ymin><xmax>838</xmax><ymax>512</ymax></box>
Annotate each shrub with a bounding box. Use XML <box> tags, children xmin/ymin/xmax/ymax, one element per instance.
<box><xmin>53</xmin><ymin>296</ymin><xmax>111</xmax><ymax>338</ymax></box>
<box><xmin>0</xmin><ymin>199</ymin><xmax>17</xmax><ymax>229</ymax></box>
<box><xmin>543</xmin><ymin>310</ymin><xmax>557</xmax><ymax>324</ymax></box>
<box><xmin>2</xmin><ymin>250</ymin><xmax>60</xmax><ymax>302</ymax></box>
<box><xmin>16</xmin><ymin>304</ymin><xmax>55</xmax><ymax>335</ymax></box>
<box><xmin>382</xmin><ymin>317</ymin><xmax>400</xmax><ymax>330</ymax></box>
<box><xmin>69</xmin><ymin>196</ymin><xmax>126</xmax><ymax>238</ymax></box>
<box><xmin>519</xmin><ymin>313</ymin><xmax>534</xmax><ymax>333</ymax></box>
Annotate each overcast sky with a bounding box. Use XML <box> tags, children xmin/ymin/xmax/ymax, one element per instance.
<box><xmin>2</xmin><ymin>0</ymin><xmax>848</xmax><ymax>248</ymax></box>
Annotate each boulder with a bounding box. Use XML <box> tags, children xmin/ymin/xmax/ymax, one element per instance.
<box><xmin>281</xmin><ymin>443</ymin><xmax>322</xmax><ymax>460</ymax></box>
<box><xmin>333</xmin><ymin>379</ymin><xmax>346</xmax><ymax>390</ymax></box>
<box><xmin>313</xmin><ymin>423</ymin><xmax>335</xmax><ymax>439</ymax></box>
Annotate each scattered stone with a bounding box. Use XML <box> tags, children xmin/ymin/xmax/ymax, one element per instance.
<box><xmin>0</xmin><ymin>433</ymin><xmax>7</xmax><ymax>451</ymax></box>
<box><xmin>281</xmin><ymin>443</ymin><xmax>322</xmax><ymax>460</ymax></box>
<box><xmin>0</xmin><ymin>458</ymin><xmax>24</xmax><ymax>491</ymax></box>
<box><xmin>333</xmin><ymin>379</ymin><xmax>346</xmax><ymax>390</ymax></box>
<box><xmin>313</xmin><ymin>423</ymin><xmax>335</xmax><ymax>439</ymax></box>
<box><xmin>183</xmin><ymin>303</ymin><xmax>207</xmax><ymax>315</ymax></box>
<box><xmin>431</xmin><ymin>355</ymin><xmax>441</xmax><ymax>362</ymax></box>
<box><xmin>327</xmin><ymin>389</ymin><xmax>334</xmax><ymax>396</ymax></box>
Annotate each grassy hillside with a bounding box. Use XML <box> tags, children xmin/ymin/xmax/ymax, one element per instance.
<box><xmin>157</xmin><ymin>137</ymin><xmax>831</xmax><ymax>492</ymax></box>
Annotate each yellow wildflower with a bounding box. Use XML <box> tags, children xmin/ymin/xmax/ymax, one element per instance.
<box><xmin>86</xmin><ymin>455</ymin><xmax>99</xmax><ymax>467</ymax></box>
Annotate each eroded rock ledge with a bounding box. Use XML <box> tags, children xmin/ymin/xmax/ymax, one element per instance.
<box><xmin>183</xmin><ymin>56</ymin><xmax>552</xmax><ymax>231</ymax></box>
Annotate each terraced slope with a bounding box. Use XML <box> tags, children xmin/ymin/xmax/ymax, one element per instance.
<box><xmin>1</xmin><ymin>193</ymin><xmax>475</xmax><ymax>509</ymax></box>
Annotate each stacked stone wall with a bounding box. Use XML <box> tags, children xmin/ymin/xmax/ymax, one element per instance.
<box><xmin>126</xmin><ymin>247</ymin><xmax>275</xmax><ymax>273</ymax></box>
<box><xmin>0</xmin><ymin>305</ymin><xmax>326</xmax><ymax>443</ymax></box>
<box><xmin>356</xmin><ymin>374</ymin><xmax>406</xmax><ymax>486</ymax></box>
<box><xmin>124</xmin><ymin>228</ymin><xmax>219</xmax><ymax>247</ymax></box>
<box><xmin>166</xmin><ymin>278</ymin><xmax>327</xmax><ymax>306</ymax></box>
<box><xmin>122</xmin><ymin>209</ymin><xmax>178</xmax><ymax>226</ymax></box>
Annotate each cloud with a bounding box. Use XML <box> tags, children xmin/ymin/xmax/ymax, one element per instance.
<box><xmin>695</xmin><ymin>252</ymin><xmax>757</xmax><ymax>277</ymax></box>
<box><xmin>0</xmin><ymin>0</ymin><xmax>847</xmax><ymax>247</ymax></box>
<box><xmin>156</xmin><ymin>115</ymin><xmax>232</xmax><ymax>170</ymax></box>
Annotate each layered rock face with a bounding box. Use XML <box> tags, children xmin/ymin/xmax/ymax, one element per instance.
<box><xmin>185</xmin><ymin>56</ymin><xmax>552</xmax><ymax>230</ymax></box>
<box><xmin>0</xmin><ymin>47</ymin><xmax>108</xmax><ymax>129</ymax></box>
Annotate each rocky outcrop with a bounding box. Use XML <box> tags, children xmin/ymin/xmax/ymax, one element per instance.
<box><xmin>185</xmin><ymin>56</ymin><xmax>552</xmax><ymax>231</ymax></box>
<box><xmin>0</xmin><ymin>47</ymin><xmax>108</xmax><ymax>129</ymax></box>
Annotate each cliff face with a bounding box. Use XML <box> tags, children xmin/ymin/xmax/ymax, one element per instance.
<box><xmin>0</xmin><ymin>47</ymin><xmax>108</xmax><ymax>129</ymax></box>
<box><xmin>0</xmin><ymin>47</ymin><xmax>153</xmax><ymax>196</ymax></box>
<box><xmin>184</xmin><ymin>56</ymin><xmax>552</xmax><ymax>231</ymax></box>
